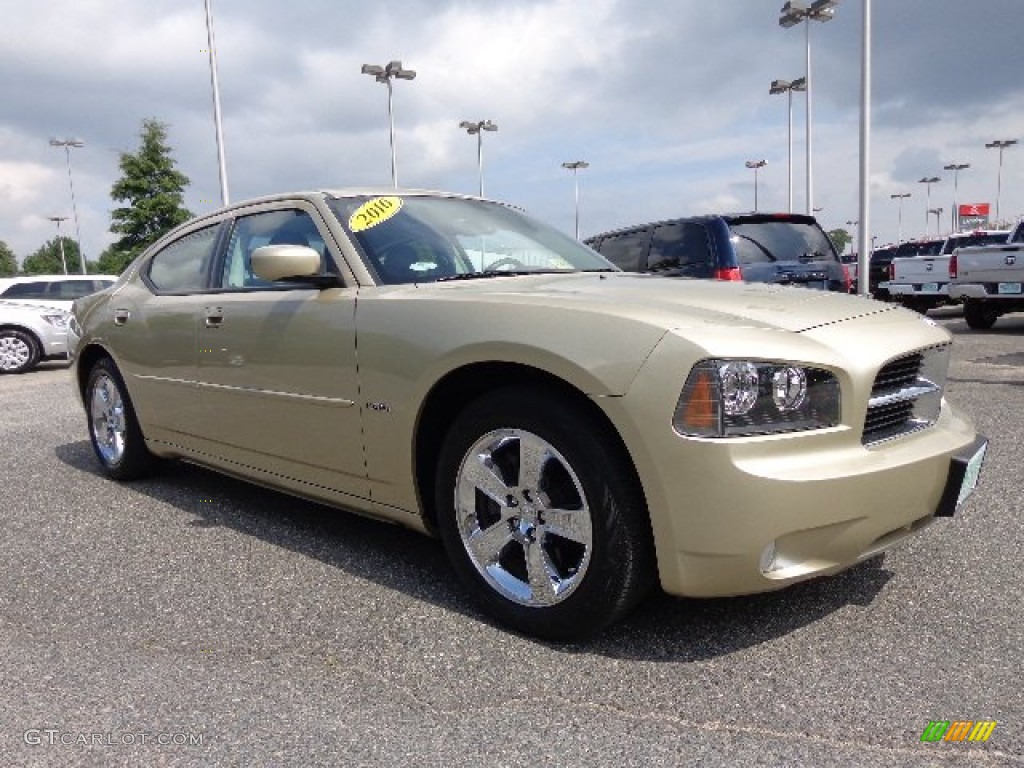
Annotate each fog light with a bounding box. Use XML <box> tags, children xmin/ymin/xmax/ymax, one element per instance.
<box><xmin>772</xmin><ymin>366</ymin><xmax>807</xmax><ymax>412</ymax></box>
<box><xmin>718</xmin><ymin>362</ymin><xmax>759</xmax><ymax>415</ymax></box>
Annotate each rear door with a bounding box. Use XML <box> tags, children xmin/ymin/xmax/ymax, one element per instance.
<box><xmin>728</xmin><ymin>215</ymin><xmax>846</xmax><ymax>291</ymax></box>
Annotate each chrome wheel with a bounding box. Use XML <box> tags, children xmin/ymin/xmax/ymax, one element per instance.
<box><xmin>0</xmin><ymin>334</ymin><xmax>32</xmax><ymax>372</ymax></box>
<box><xmin>89</xmin><ymin>372</ymin><xmax>127</xmax><ymax>466</ymax></box>
<box><xmin>454</xmin><ymin>428</ymin><xmax>593</xmax><ymax>607</ymax></box>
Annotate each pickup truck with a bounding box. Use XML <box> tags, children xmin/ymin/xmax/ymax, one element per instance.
<box><xmin>948</xmin><ymin>219</ymin><xmax>1024</xmax><ymax>329</ymax></box>
<box><xmin>886</xmin><ymin>230</ymin><xmax>1010</xmax><ymax>313</ymax></box>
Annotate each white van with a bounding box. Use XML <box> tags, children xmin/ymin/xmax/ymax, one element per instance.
<box><xmin>0</xmin><ymin>274</ymin><xmax>117</xmax><ymax>311</ymax></box>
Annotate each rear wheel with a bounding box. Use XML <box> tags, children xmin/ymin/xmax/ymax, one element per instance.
<box><xmin>435</xmin><ymin>386</ymin><xmax>656</xmax><ymax>640</ymax></box>
<box><xmin>963</xmin><ymin>301</ymin><xmax>998</xmax><ymax>330</ymax></box>
<box><xmin>85</xmin><ymin>357</ymin><xmax>158</xmax><ymax>480</ymax></box>
<box><xmin>0</xmin><ymin>329</ymin><xmax>40</xmax><ymax>374</ymax></box>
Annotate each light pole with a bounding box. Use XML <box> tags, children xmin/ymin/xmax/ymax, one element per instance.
<box><xmin>856</xmin><ymin>0</ymin><xmax>871</xmax><ymax>295</ymax></box>
<box><xmin>204</xmin><ymin>0</ymin><xmax>230</xmax><ymax>206</ymax></box>
<box><xmin>48</xmin><ymin>138</ymin><xmax>86</xmax><ymax>274</ymax></box>
<box><xmin>890</xmin><ymin>192</ymin><xmax>911</xmax><ymax>243</ymax></box>
<box><xmin>917</xmin><ymin>176</ymin><xmax>940</xmax><ymax>236</ymax></box>
<box><xmin>779</xmin><ymin>0</ymin><xmax>838</xmax><ymax>215</ymax></box>
<box><xmin>47</xmin><ymin>216</ymin><xmax>69</xmax><ymax>274</ymax></box>
<box><xmin>769</xmin><ymin>77</ymin><xmax>806</xmax><ymax>212</ymax></box>
<box><xmin>985</xmin><ymin>139</ymin><xmax>1017</xmax><ymax>224</ymax></box>
<box><xmin>745</xmin><ymin>160</ymin><xmax>767</xmax><ymax>212</ymax></box>
<box><xmin>943</xmin><ymin>162</ymin><xmax>970</xmax><ymax>232</ymax></box>
<box><xmin>928</xmin><ymin>207</ymin><xmax>944</xmax><ymax>235</ymax></box>
<box><xmin>361</xmin><ymin>60</ymin><xmax>417</xmax><ymax>187</ymax></box>
<box><xmin>459</xmin><ymin>120</ymin><xmax>498</xmax><ymax>197</ymax></box>
<box><xmin>561</xmin><ymin>161</ymin><xmax>589</xmax><ymax>240</ymax></box>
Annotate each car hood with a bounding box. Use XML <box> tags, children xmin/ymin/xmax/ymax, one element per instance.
<box><xmin>421</xmin><ymin>272</ymin><xmax>892</xmax><ymax>333</ymax></box>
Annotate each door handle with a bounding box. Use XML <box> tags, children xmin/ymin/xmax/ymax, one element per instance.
<box><xmin>113</xmin><ymin>309</ymin><xmax>131</xmax><ymax>326</ymax></box>
<box><xmin>204</xmin><ymin>307</ymin><xmax>224</xmax><ymax>328</ymax></box>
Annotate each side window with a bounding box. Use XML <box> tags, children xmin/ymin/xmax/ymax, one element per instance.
<box><xmin>594</xmin><ymin>229</ymin><xmax>651</xmax><ymax>272</ymax></box>
<box><xmin>2</xmin><ymin>282</ymin><xmax>49</xmax><ymax>299</ymax></box>
<box><xmin>220</xmin><ymin>209</ymin><xmax>326</xmax><ymax>289</ymax></box>
<box><xmin>649</xmin><ymin>222</ymin><xmax>712</xmax><ymax>274</ymax></box>
<box><xmin>147</xmin><ymin>225</ymin><xmax>219</xmax><ymax>293</ymax></box>
<box><xmin>52</xmin><ymin>280</ymin><xmax>100</xmax><ymax>299</ymax></box>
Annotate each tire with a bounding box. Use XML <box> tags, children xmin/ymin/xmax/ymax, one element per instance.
<box><xmin>0</xmin><ymin>329</ymin><xmax>41</xmax><ymax>374</ymax></box>
<box><xmin>434</xmin><ymin>386</ymin><xmax>656</xmax><ymax>640</ymax></box>
<box><xmin>963</xmin><ymin>301</ymin><xmax>998</xmax><ymax>330</ymax></box>
<box><xmin>85</xmin><ymin>357</ymin><xmax>158</xmax><ymax>480</ymax></box>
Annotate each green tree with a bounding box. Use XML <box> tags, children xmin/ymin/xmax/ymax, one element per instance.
<box><xmin>828</xmin><ymin>228</ymin><xmax>852</xmax><ymax>255</ymax></box>
<box><xmin>22</xmin><ymin>236</ymin><xmax>82</xmax><ymax>275</ymax></box>
<box><xmin>0</xmin><ymin>241</ymin><xmax>17</xmax><ymax>276</ymax></box>
<box><xmin>96</xmin><ymin>245</ymin><xmax>134</xmax><ymax>275</ymax></box>
<box><xmin>109</xmin><ymin>118</ymin><xmax>192</xmax><ymax>268</ymax></box>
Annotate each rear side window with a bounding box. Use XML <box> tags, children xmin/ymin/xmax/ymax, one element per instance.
<box><xmin>147</xmin><ymin>225</ymin><xmax>220</xmax><ymax>293</ymax></box>
<box><xmin>594</xmin><ymin>229</ymin><xmax>651</xmax><ymax>271</ymax></box>
<box><xmin>649</xmin><ymin>222</ymin><xmax>712</xmax><ymax>273</ymax></box>
<box><xmin>51</xmin><ymin>280</ymin><xmax>103</xmax><ymax>299</ymax></box>
<box><xmin>729</xmin><ymin>220</ymin><xmax>838</xmax><ymax>266</ymax></box>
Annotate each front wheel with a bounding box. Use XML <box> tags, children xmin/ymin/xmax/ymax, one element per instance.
<box><xmin>963</xmin><ymin>301</ymin><xmax>998</xmax><ymax>330</ymax></box>
<box><xmin>435</xmin><ymin>386</ymin><xmax>655</xmax><ymax>640</ymax></box>
<box><xmin>0</xmin><ymin>329</ymin><xmax>40</xmax><ymax>374</ymax></box>
<box><xmin>85</xmin><ymin>357</ymin><xmax>158</xmax><ymax>480</ymax></box>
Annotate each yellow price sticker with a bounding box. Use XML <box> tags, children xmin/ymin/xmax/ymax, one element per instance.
<box><xmin>348</xmin><ymin>196</ymin><xmax>403</xmax><ymax>232</ymax></box>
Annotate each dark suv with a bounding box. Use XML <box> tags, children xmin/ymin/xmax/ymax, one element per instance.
<box><xmin>585</xmin><ymin>213</ymin><xmax>849</xmax><ymax>292</ymax></box>
<box><xmin>867</xmin><ymin>244</ymin><xmax>898</xmax><ymax>299</ymax></box>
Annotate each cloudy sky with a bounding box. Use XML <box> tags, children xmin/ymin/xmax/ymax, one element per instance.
<box><xmin>2</xmin><ymin>0</ymin><xmax>1022</xmax><ymax>265</ymax></box>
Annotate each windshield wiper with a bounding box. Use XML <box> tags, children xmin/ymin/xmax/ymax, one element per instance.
<box><xmin>436</xmin><ymin>269</ymin><xmax>570</xmax><ymax>282</ymax></box>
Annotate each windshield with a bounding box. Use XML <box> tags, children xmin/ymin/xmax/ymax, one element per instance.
<box><xmin>328</xmin><ymin>195</ymin><xmax>613</xmax><ymax>284</ymax></box>
<box><xmin>727</xmin><ymin>220</ymin><xmax>838</xmax><ymax>265</ymax></box>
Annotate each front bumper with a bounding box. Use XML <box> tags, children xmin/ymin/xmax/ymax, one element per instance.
<box><xmin>598</xmin><ymin>319</ymin><xmax>984</xmax><ymax>598</ymax></box>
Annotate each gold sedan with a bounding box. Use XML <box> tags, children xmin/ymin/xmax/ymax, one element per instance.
<box><xmin>70</xmin><ymin>190</ymin><xmax>987</xmax><ymax>640</ymax></box>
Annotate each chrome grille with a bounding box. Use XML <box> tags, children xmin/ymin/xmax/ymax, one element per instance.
<box><xmin>862</xmin><ymin>346</ymin><xmax>949</xmax><ymax>445</ymax></box>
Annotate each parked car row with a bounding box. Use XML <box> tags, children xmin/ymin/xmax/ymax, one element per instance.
<box><xmin>885</xmin><ymin>229</ymin><xmax>1014</xmax><ymax>314</ymax></box>
<box><xmin>67</xmin><ymin>189</ymin><xmax>986</xmax><ymax>640</ymax></box>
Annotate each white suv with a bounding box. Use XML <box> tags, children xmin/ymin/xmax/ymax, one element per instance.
<box><xmin>0</xmin><ymin>275</ymin><xmax>117</xmax><ymax>311</ymax></box>
<box><xmin>0</xmin><ymin>300</ymin><xmax>72</xmax><ymax>373</ymax></box>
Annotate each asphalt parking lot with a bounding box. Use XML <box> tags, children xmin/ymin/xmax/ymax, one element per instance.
<box><xmin>1</xmin><ymin>309</ymin><xmax>1022</xmax><ymax>767</ymax></box>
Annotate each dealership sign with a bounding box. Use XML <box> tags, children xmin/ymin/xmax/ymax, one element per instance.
<box><xmin>958</xmin><ymin>203</ymin><xmax>991</xmax><ymax>230</ymax></box>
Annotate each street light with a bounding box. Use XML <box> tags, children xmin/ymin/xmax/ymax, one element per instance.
<box><xmin>928</xmin><ymin>207</ymin><xmax>944</xmax><ymax>235</ymax></box>
<box><xmin>745</xmin><ymin>160</ymin><xmax>767</xmax><ymax>212</ymax></box>
<box><xmin>917</xmin><ymin>176</ymin><xmax>940</xmax><ymax>236</ymax></box>
<box><xmin>985</xmin><ymin>139</ymin><xmax>1017</xmax><ymax>224</ymax></box>
<box><xmin>769</xmin><ymin>77</ymin><xmax>806</xmax><ymax>212</ymax></box>
<box><xmin>561</xmin><ymin>161</ymin><xmax>589</xmax><ymax>240</ymax></box>
<box><xmin>48</xmin><ymin>137</ymin><xmax>86</xmax><ymax>275</ymax></box>
<box><xmin>361</xmin><ymin>60</ymin><xmax>417</xmax><ymax>187</ymax></box>
<box><xmin>47</xmin><ymin>216</ymin><xmax>69</xmax><ymax>275</ymax></box>
<box><xmin>779</xmin><ymin>0</ymin><xmax>838</xmax><ymax>215</ymax></box>
<box><xmin>943</xmin><ymin>162</ymin><xmax>970</xmax><ymax>232</ymax></box>
<box><xmin>458</xmin><ymin>120</ymin><xmax>498</xmax><ymax>197</ymax></box>
<box><xmin>204</xmin><ymin>0</ymin><xmax>230</xmax><ymax>206</ymax></box>
<box><xmin>890</xmin><ymin>192</ymin><xmax>911</xmax><ymax>243</ymax></box>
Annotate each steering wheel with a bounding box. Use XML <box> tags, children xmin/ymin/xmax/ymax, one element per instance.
<box><xmin>485</xmin><ymin>257</ymin><xmax>528</xmax><ymax>271</ymax></box>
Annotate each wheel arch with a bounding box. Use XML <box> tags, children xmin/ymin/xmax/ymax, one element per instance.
<box><xmin>413</xmin><ymin>361</ymin><xmax>649</xmax><ymax>535</ymax></box>
<box><xmin>75</xmin><ymin>342</ymin><xmax>117</xmax><ymax>399</ymax></box>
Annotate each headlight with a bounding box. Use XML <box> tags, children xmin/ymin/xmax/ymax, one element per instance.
<box><xmin>42</xmin><ymin>314</ymin><xmax>70</xmax><ymax>329</ymax></box>
<box><xmin>673</xmin><ymin>359</ymin><xmax>840</xmax><ymax>437</ymax></box>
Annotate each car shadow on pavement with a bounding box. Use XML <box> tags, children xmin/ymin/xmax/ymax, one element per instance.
<box><xmin>56</xmin><ymin>439</ymin><xmax>894</xmax><ymax>661</ymax></box>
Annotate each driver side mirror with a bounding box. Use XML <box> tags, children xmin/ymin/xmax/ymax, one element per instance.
<box><xmin>251</xmin><ymin>244</ymin><xmax>321</xmax><ymax>282</ymax></box>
